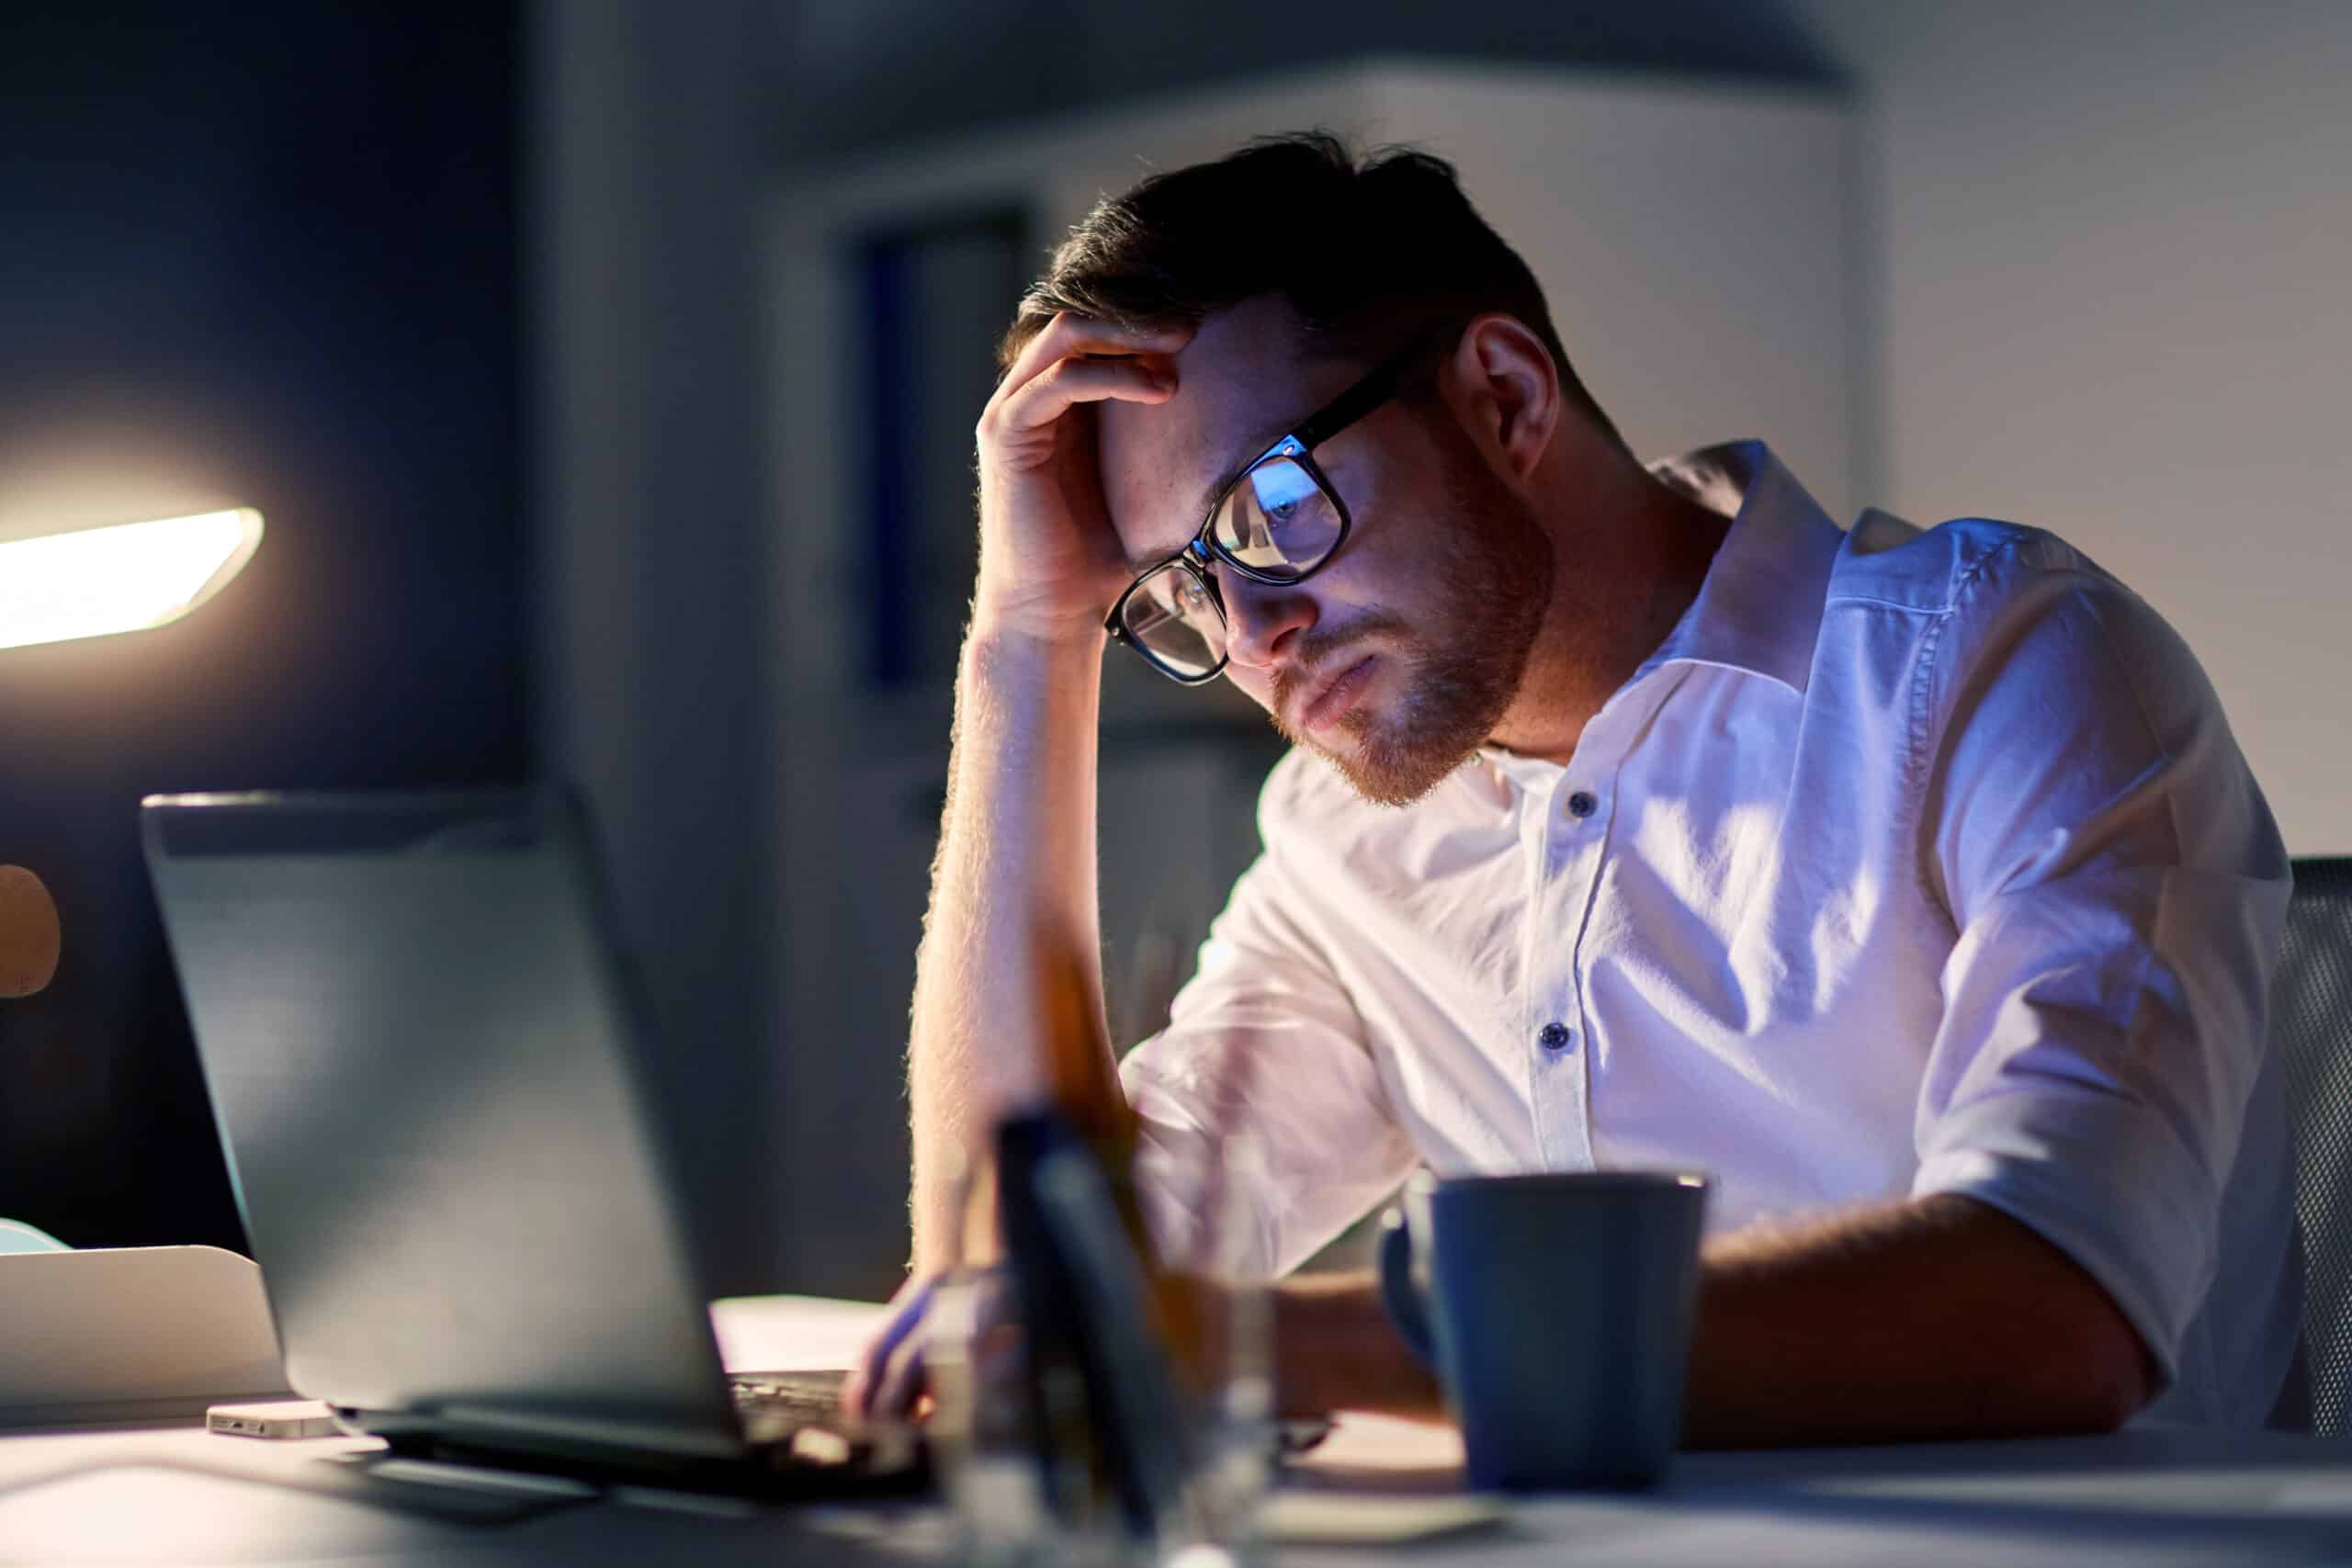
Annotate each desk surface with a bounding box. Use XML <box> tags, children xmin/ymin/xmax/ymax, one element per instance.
<box><xmin>7</xmin><ymin>1296</ymin><xmax>2352</xmax><ymax>1565</ymax></box>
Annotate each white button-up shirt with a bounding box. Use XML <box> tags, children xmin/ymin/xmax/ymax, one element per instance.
<box><xmin>1122</xmin><ymin>440</ymin><xmax>2300</xmax><ymax>1429</ymax></box>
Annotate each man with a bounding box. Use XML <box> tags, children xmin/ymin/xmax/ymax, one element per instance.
<box><xmin>847</xmin><ymin>133</ymin><xmax>2302</xmax><ymax>1443</ymax></box>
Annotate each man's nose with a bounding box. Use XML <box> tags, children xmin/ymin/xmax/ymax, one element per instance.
<box><xmin>1216</xmin><ymin>569</ymin><xmax>1316</xmax><ymax>670</ymax></box>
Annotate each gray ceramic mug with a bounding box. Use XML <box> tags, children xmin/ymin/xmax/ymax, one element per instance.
<box><xmin>1377</xmin><ymin>1169</ymin><xmax>1709</xmax><ymax>1491</ymax></box>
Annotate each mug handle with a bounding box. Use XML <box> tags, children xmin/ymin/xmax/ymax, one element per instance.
<box><xmin>1376</xmin><ymin>1206</ymin><xmax>1437</xmax><ymax>1366</ymax></box>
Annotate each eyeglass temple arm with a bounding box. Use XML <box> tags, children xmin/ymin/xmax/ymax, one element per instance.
<box><xmin>1291</xmin><ymin>323</ymin><xmax>1461</xmax><ymax>449</ymax></box>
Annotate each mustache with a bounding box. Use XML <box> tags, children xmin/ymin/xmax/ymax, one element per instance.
<box><xmin>1267</xmin><ymin>612</ymin><xmax>1411</xmax><ymax>713</ymax></box>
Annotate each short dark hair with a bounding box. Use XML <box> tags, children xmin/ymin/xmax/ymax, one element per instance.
<box><xmin>1002</xmin><ymin>130</ymin><xmax>1623</xmax><ymax>445</ymax></box>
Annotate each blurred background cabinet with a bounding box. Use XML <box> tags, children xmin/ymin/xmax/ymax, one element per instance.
<box><xmin>762</xmin><ymin>60</ymin><xmax>1861</xmax><ymax>1294</ymax></box>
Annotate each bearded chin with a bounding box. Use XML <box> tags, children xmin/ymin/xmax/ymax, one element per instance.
<box><xmin>1317</xmin><ymin>524</ymin><xmax>1552</xmax><ymax>808</ymax></box>
<box><xmin>1284</xmin><ymin>438</ymin><xmax>1555</xmax><ymax>807</ymax></box>
<box><xmin>1319</xmin><ymin>628</ymin><xmax>1535</xmax><ymax>807</ymax></box>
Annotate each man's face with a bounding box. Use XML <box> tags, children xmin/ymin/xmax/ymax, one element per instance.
<box><xmin>1099</xmin><ymin>299</ymin><xmax>1555</xmax><ymax>807</ymax></box>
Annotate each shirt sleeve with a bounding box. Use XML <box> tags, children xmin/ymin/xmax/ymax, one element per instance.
<box><xmin>1906</xmin><ymin>533</ymin><xmax>2291</xmax><ymax>1390</ymax></box>
<box><xmin>1119</xmin><ymin>756</ymin><xmax>1419</xmax><ymax>1279</ymax></box>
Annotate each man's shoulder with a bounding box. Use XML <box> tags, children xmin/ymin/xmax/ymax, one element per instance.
<box><xmin>1830</xmin><ymin>510</ymin><xmax>2115</xmax><ymax>618</ymax></box>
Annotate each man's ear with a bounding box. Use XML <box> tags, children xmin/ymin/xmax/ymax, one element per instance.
<box><xmin>1446</xmin><ymin>314</ymin><xmax>1561</xmax><ymax>484</ymax></box>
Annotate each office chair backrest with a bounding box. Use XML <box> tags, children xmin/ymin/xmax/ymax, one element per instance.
<box><xmin>2276</xmin><ymin>857</ymin><xmax>2352</xmax><ymax>1435</ymax></box>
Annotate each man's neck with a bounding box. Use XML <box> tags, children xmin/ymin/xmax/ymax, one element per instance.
<box><xmin>1487</xmin><ymin>459</ymin><xmax>1732</xmax><ymax>766</ymax></box>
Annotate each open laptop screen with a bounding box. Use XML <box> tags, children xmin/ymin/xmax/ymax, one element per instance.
<box><xmin>142</xmin><ymin>789</ymin><xmax>742</xmax><ymax>1459</ymax></box>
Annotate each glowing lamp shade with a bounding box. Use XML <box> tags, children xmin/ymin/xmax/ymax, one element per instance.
<box><xmin>0</xmin><ymin>508</ymin><xmax>264</xmax><ymax>652</ymax></box>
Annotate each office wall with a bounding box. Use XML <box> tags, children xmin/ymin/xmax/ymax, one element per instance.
<box><xmin>528</xmin><ymin>0</ymin><xmax>783</xmax><ymax>1292</ymax></box>
<box><xmin>779</xmin><ymin>0</ymin><xmax>1840</xmax><ymax>156</ymax></box>
<box><xmin>0</xmin><ymin>5</ymin><xmax>527</xmax><ymax>1248</ymax></box>
<box><xmin>1795</xmin><ymin>0</ymin><xmax>2352</xmax><ymax>852</ymax></box>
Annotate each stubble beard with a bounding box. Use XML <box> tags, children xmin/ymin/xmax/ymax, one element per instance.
<box><xmin>1272</xmin><ymin>454</ymin><xmax>1555</xmax><ymax>807</ymax></box>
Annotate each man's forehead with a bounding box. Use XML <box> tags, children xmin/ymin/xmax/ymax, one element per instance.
<box><xmin>1098</xmin><ymin>299</ymin><xmax>1324</xmax><ymax>558</ymax></box>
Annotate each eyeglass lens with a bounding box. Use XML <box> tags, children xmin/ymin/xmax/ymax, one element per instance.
<box><xmin>1120</xmin><ymin>560</ymin><xmax>1225</xmax><ymax>679</ymax></box>
<box><xmin>1211</xmin><ymin>456</ymin><xmax>1343</xmax><ymax>580</ymax></box>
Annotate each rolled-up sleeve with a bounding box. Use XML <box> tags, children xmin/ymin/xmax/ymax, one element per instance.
<box><xmin>1120</xmin><ymin>760</ymin><xmax>1417</xmax><ymax>1279</ymax></box>
<box><xmin>1907</xmin><ymin>538</ymin><xmax>2290</xmax><ymax>1389</ymax></box>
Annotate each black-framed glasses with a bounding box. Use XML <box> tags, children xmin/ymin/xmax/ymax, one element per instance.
<box><xmin>1104</xmin><ymin>325</ymin><xmax>1456</xmax><ymax>684</ymax></box>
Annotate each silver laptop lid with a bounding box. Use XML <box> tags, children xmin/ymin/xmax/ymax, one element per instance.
<box><xmin>142</xmin><ymin>788</ymin><xmax>742</xmax><ymax>1459</ymax></box>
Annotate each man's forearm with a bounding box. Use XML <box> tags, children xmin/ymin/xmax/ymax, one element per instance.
<box><xmin>1267</xmin><ymin>1271</ymin><xmax>1447</xmax><ymax>1422</ymax></box>
<box><xmin>1266</xmin><ymin>1194</ymin><xmax>2152</xmax><ymax>1443</ymax></box>
<box><xmin>907</xmin><ymin>619</ymin><xmax>1115</xmax><ymax>1273</ymax></box>
<box><xmin>1681</xmin><ymin>1192</ymin><xmax>2151</xmax><ymax>1445</ymax></box>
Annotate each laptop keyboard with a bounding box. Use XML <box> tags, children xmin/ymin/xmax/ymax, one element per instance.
<box><xmin>727</xmin><ymin>1368</ymin><xmax>926</xmax><ymax>1480</ymax></box>
<box><xmin>729</xmin><ymin>1370</ymin><xmax>853</xmax><ymax>1424</ymax></box>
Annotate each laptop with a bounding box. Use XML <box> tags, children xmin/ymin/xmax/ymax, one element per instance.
<box><xmin>141</xmin><ymin>786</ymin><xmax>922</xmax><ymax>1498</ymax></box>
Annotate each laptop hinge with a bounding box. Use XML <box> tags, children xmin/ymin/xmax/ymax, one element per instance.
<box><xmin>369</xmin><ymin>1403</ymin><xmax>744</xmax><ymax>1462</ymax></box>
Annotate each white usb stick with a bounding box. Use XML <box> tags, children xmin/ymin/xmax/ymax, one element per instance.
<box><xmin>205</xmin><ymin>1399</ymin><xmax>342</xmax><ymax>1439</ymax></box>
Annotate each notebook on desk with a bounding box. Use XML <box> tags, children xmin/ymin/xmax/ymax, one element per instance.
<box><xmin>141</xmin><ymin>786</ymin><xmax>922</xmax><ymax>1499</ymax></box>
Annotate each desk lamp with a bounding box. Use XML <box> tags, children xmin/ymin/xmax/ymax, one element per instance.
<box><xmin>0</xmin><ymin>506</ymin><xmax>263</xmax><ymax>653</ymax></box>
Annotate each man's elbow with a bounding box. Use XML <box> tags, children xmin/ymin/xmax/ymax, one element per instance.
<box><xmin>2032</xmin><ymin>1286</ymin><xmax>2157</xmax><ymax>1434</ymax></box>
<box><xmin>2078</xmin><ymin>1323</ymin><xmax>2156</xmax><ymax>1433</ymax></box>
<box><xmin>1952</xmin><ymin>1197</ymin><xmax>2157</xmax><ymax>1433</ymax></box>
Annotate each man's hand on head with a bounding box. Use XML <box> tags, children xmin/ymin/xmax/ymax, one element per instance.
<box><xmin>972</xmin><ymin>313</ymin><xmax>1192</xmax><ymax>647</ymax></box>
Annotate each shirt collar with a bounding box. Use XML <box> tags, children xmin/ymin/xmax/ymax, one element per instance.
<box><xmin>1470</xmin><ymin>440</ymin><xmax>1846</xmax><ymax>794</ymax></box>
<box><xmin>1640</xmin><ymin>439</ymin><xmax>1846</xmax><ymax>696</ymax></box>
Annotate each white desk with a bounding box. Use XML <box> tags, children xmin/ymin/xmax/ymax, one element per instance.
<box><xmin>7</xmin><ymin>1297</ymin><xmax>2352</xmax><ymax>1564</ymax></box>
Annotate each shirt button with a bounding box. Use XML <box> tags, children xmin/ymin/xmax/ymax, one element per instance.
<box><xmin>1566</xmin><ymin>791</ymin><xmax>1598</xmax><ymax>819</ymax></box>
<box><xmin>1538</xmin><ymin>1021</ymin><xmax>1573</xmax><ymax>1051</ymax></box>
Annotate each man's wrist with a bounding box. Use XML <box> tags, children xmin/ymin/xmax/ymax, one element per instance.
<box><xmin>1271</xmin><ymin>1271</ymin><xmax>1447</xmax><ymax>1421</ymax></box>
<box><xmin>964</xmin><ymin>605</ymin><xmax>1110</xmax><ymax>683</ymax></box>
<box><xmin>967</xmin><ymin>566</ymin><xmax>1117</xmax><ymax>648</ymax></box>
